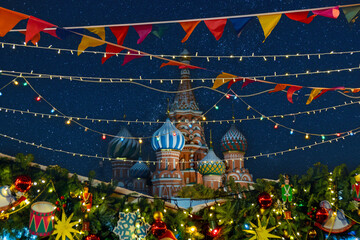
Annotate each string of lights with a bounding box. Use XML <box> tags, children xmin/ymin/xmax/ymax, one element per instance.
<box><xmin>1</xmin><ymin>41</ymin><xmax>359</xmax><ymax>60</ymax></box>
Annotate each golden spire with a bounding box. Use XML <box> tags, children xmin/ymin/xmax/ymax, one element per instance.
<box><xmin>232</xmin><ymin>103</ymin><xmax>235</xmax><ymax>120</ymax></box>
<box><xmin>166</xmin><ymin>98</ymin><xmax>170</xmax><ymax>117</ymax></box>
<box><xmin>209</xmin><ymin>129</ymin><xmax>213</xmax><ymax>149</ymax></box>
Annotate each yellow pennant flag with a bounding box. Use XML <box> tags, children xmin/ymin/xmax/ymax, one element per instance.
<box><xmin>306</xmin><ymin>88</ymin><xmax>322</xmax><ymax>105</ymax></box>
<box><xmin>212</xmin><ymin>72</ymin><xmax>238</xmax><ymax>89</ymax></box>
<box><xmin>78</xmin><ymin>27</ymin><xmax>105</xmax><ymax>55</ymax></box>
<box><xmin>258</xmin><ymin>14</ymin><xmax>282</xmax><ymax>42</ymax></box>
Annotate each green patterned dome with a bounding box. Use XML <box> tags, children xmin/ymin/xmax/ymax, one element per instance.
<box><xmin>198</xmin><ymin>148</ymin><xmax>225</xmax><ymax>176</ymax></box>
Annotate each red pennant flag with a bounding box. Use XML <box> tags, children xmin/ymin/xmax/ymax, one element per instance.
<box><xmin>0</xmin><ymin>7</ymin><xmax>29</xmax><ymax>37</ymax></box>
<box><xmin>227</xmin><ymin>77</ymin><xmax>254</xmax><ymax>89</ymax></box>
<box><xmin>313</xmin><ymin>86</ymin><xmax>345</xmax><ymax>100</ymax></box>
<box><xmin>19</xmin><ymin>31</ymin><xmax>40</xmax><ymax>45</ymax></box>
<box><xmin>133</xmin><ymin>24</ymin><xmax>152</xmax><ymax>44</ymax></box>
<box><xmin>102</xmin><ymin>26</ymin><xmax>129</xmax><ymax>64</ymax></box>
<box><xmin>180</xmin><ymin>21</ymin><xmax>201</xmax><ymax>43</ymax></box>
<box><xmin>25</xmin><ymin>16</ymin><xmax>56</xmax><ymax>43</ymax></box>
<box><xmin>287</xmin><ymin>86</ymin><xmax>302</xmax><ymax>103</ymax></box>
<box><xmin>312</xmin><ymin>6</ymin><xmax>340</xmax><ymax>19</ymax></box>
<box><xmin>204</xmin><ymin>19</ymin><xmax>227</xmax><ymax>40</ymax></box>
<box><xmin>269</xmin><ymin>84</ymin><xmax>288</xmax><ymax>93</ymax></box>
<box><xmin>352</xmin><ymin>89</ymin><xmax>360</xmax><ymax>93</ymax></box>
<box><xmin>285</xmin><ymin>11</ymin><xmax>316</xmax><ymax>24</ymax></box>
<box><xmin>122</xmin><ymin>50</ymin><xmax>143</xmax><ymax>66</ymax></box>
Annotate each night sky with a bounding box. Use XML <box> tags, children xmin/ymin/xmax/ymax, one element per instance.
<box><xmin>0</xmin><ymin>0</ymin><xmax>359</xmax><ymax>182</ymax></box>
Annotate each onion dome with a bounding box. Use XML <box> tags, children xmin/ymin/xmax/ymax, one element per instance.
<box><xmin>198</xmin><ymin>148</ymin><xmax>225</xmax><ymax>176</ymax></box>
<box><xmin>130</xmin><ymin>157</ymin><xmax>150</xmax><ymax>179</ymax></box>
<box><xmin>221</xmin><ymin>124</ymin><xmax>247</xmax><ymax>152</ymax></box>
<box><xmin>151</xmin><ymin>118</ymin><xmax>185</xmax><ymax>151</ymax></box>
<box><xmin>107</xmin><ymin>127</ymin><xmax>140</xmax><ymax>159</ymax></box>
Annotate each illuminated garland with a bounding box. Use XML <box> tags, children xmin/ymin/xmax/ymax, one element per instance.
<box><xmin>1</xmin><ymin>41</ymin><xmax>359</xmax><ymax>60</ymax></box>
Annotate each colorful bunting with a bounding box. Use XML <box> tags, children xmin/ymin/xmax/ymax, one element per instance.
<box><xmin>204</xmin><ymin>19</ymin><xmax>227</xmax><ymax>40</ymax></box>
<box><xmin>179</xmin><ymin>21</ymin><xmax>201</xmax><ymax>43</ymax></box>
<box><xmin>227</xmin><ymin>78</ymin><xmax>254</xmax><ymax>89</ymax></box>
<box><xmin>342</xmin><ymin>6</ymin><xmax>360</xmax><ymax>23</ymax></box>
<box><xmin>19</xmin><ymin>31</ymin><xmax>40</xmax><ymax>45</ymax></box>
<box><xmin>287</xmin><ymin>86</ymin><xmax>302</xmax><ymax>103</ymax></box>
<box><xmin>258</xmin><ymin>14</ymin><xmax>282</xmax><ymax>42</ymax></box>
<box><xmin>306</xmin><ymin>89</ymin><xmax>322</xmax><ymax>105</ymax></box>
<box><xmin>312</xmin><ymin>6</ymin><xmax>340</xmax><ymax>19</ymax></box>
<box><xmin>25</xmin><ymin>16</ymin><xmax>56</xmax><ymax>43</ymax></box>
<box><xmin>307</xmin><ymin>86</ymin><xmax>345</xmax><ymax>104</ymax></box>
<box><xmin>102</xmin><ymin>26</ymin><xmax>128</xmax><ymax>64</ymax></box>
<box><xmin>133</xmin><ymin>24</ymin><xmax>152</xmax><ymax>44</ymax></box>
<box><xmin>229</xmin><ymin>17</ymin><xmax>252</xmax><ymax>37</ymax></box>
<box><xmin>152</xmin><ymin>25</ymin><xmax>169</xmax><ymax>38</ymax></box>
<box><xmin>122</xmin><ymin>50</ymin><xmax>143</xmax><ymax>66</ymax></box>
<box><xmin>77</xmin><ymin>27</ymin><xmax>105</xmax><ymax>56</ymax></box>
<box><xmin>0</xmin><ymin>7</ymin><xmax>29</xmax><ymax>37</ymax></box>
<box><xmin>285</xmin><ymin>11</ymin><xmax>316</xmax><ymax>24</ymax></box>
<box><xmin>212</xmin><ymin>72</ymin><xmax>238</xmax><ymax>89</ymax></box>
<box><xmin>269</xmin><ymin>84</ymin><xmax>288</xmax><ymax>93</ymax></box>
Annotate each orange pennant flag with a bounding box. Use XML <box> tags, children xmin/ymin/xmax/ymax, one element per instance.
<box><xmin>269</xmin><ymin>84</ymin><xmax>288</xmax><ymax>93</ymax></box>
<box><xmin>0</xmin><ymin>7</ymin><xmax>29</xmax><ymax>37</ymax></box>
<box><xmin>180</xmin><ymin>21</ymin><xmax>201</xmax><ymax>43</ymax></box>
<box><xmin>212</xmin><ymin>72</ymin><xmax>238</xmax><ymax>89</ymax></box>
<box><xmin>306</xmin><ymin>88</ymin><xmax>322</xmax><ymax>105</ymax></box>
<box><xmin>258</xmin><ymin>14</ymin><xmax>282</xmax><ymax>42</ymax></box>
<box><xmin>160</xmin><ymin>61</ymin><xmax>181</xmax><ymax>68</ymax></box>
<box><xmin>78</xmin><ymin>27</ymin><xmax>105</xmax><ymax>55</ymax></box>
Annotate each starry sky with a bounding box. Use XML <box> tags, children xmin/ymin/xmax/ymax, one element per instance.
<box><xmin>0</xmin><ymin>0</ymin><xmax>359</xmax><ymax>182</ymax></box>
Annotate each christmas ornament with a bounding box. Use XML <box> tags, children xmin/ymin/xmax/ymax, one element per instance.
<box><xmin>14</xmin><ymin>175</ymin><xmax>32</xmax><ymax>192</ymax></box>
<box><xmin>113</xmin><ymin>212</ymin><xmax>150</xmax><ymax>240</ymax></box>
<box><xmin>0</xmin><ymin>212</ymin><xmax>9</xmax><ymax>221</ymax></box>
<box><xmin>314</xmin><ymin>200</ymin><xmax>355</xmax><ymax>233</ymax></box>
<box><xmin>159</xmin><ymin>230</ymin><xmax>177</xmax><ymax>240</ymax></box>
<box><xmin>85</xmin><ymin>234</ymin><xmax>101</xmax><ymax>240</ymax></box>
<box><xmin>52</xmin><ymin>212</ymin><xmax>80</xmax><ymax>240</ymax></box>
<box><xmin>29</xmin><ymin>201</ymin><xmax>56</xmax><ymax>236</ymax></box>
<box><xmin>209</xmin><ymin>227</ymin><xmax>220</xmax><ymax>237</ymax></box>
<box><xmin>258</xmin><ymin>192</ymin><xmax>272</xmax><ymax>209</ymax></box>
<box><xmin>315</xmin><ymin>207</ymin><xmax>329</xmax><ymax>224</ymax></box>
<box><xmin>308</xmin><ymin>229</ymin><xmax>317</xmax><ymax>239</ymax></box>
<box><xmin>153</xmin><ymin>211</ymin><xmax>164</xmax><ymax>221</ymax></box>
<box><xmin>352</xmin><ymin>175</ymin><xmax>360</xmax><ymax>201</ymax></box>
<box><xmin>81</xmin><ymin>183</ymin><xmax>93</xmax><ymax>212</ymax></box>
<box><xmin>151</xmin><ymin>219</ymin><xmax>167</xmax><ymax>238</ymax></box>
<box><xmin>281</xmin><ymin>175</ymin><xmax>293</xmax><ymax>202</ymax></box>
<box><xmin>284</xmin><ymin>210</ymin><xmax>292</xmax><ymax>220</ymax></box>
<box><xmin>283</xmin><ymin>229</ymin><xmax>289</xmax><ymax>238</ymax></box>
<box><xmin>243</xmin><ymin>216</ymin><xmax>281</xmax><ymax>240</ymax></box>
<box><xmin>0</xmin><ymin>185</ymin><xmax>26</xmax><ymax>212</ymax></box>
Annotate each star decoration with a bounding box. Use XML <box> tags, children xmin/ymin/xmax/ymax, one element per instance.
<box><xmin>113</xmin><ymin>212</ymin><xmax>150</xmax><ymax>240</ymax></box>
<box><xmin>52</xmin><ymin>212</ymin><xmax>79</xmax><ymax>240</ymax></box>
<box><xmin>243</xmin><ymin>217</ymin><xmax>281</xmax><ymax>240</ymax></box>
<box><xmin>274</xmin><ymin>199</ymin><xmax>287</xmax><ymax>212</ymax></box>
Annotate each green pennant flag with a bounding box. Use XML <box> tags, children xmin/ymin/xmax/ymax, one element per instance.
<box><xmin>342</xmin><ymin>6</ymin><xmax>360</xmax><ymax>23</ymax></box>
<box><xmin>152</xmin><ymin>25</ymin><xmax>169</xmax><ymax>38</ymax></box>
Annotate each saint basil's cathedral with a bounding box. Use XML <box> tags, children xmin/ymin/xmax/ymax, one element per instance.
<box><xmin>107</xmin><ymin>50</ymin><xmax>253</xmax><ymax>198</ymax></box>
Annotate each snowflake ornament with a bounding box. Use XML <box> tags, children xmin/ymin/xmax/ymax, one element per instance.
<box><xmin>113</xmin><ymin>212</ymin><xmax>150</xmax><ymax>240</ymax></box>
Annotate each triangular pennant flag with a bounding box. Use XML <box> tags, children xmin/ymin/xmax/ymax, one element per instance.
<box><xmin>179</xmin><ymin>21</ymin><xmax>201</xmax><ymax>43</ymax></box>
<box><xmin>258</xmin><ymin>14</ymin><xmax>282</xmax><ymax>42</ymax></box>
<box><xmin>133</xmin><ymin>24</ymin><xmax>152</xmax><ymax>44</ymax></box>
<box><xmin>342</xmin><ymin>6</ymin><xmax>360</xmax><ymax>23</ymax></box>
<box><xmin>229</xmin><ymin>17</ymin><xmax>252</xmax><ymax>37</ymax></box>
<box><xmin>204</xmin><ymin>19</ymin><xmax>227</xmax><ymax>40</ymax></box>
<box><xmin>102</xmin><ymin>26</ymin><xmax>129</xmax><ymax>64</ymax></box>
<box><xmin>269</xmin><ymin>84</ymin><xmax>288</xmax><ymax>93</ymax></box>
<box><xmin>227</xmin><ymin>78</ymin><xmax>242</xmax><ymax>88</ymax></box>
<box><xmin>160</xmin><ymin>61</ymin><xmax>182</xmax><ymax>68</ymax></box>
<box><xmin>242</xmin><ymin>79</ymin><xmax>255</xmax><ymax>89</ymax></box>
<box><xmin>312</xmin><ymin>6</ymin><xmax>340</xmax><ymax>19</ymax></box>
<box><xmin>306</xmin><ymin>88</ymin><xmax>322</xmax><ymax>105</ymax></box>
<box><xmin>312</xmin><ymin>86</ymin><xmax>345</xmax><ymax>101</ymax></box>
<box><xmin>152</xmin><ymin>25</ymin><xmax>169</xmax><ymax>38</ymax></box>
<box><xmin>0</xmin><ymin>7</ymin><xmax>29</xmax><ymax>37</ymax></box>
<box><xmin>25</xmin><ymin>16</ymin><xmax>56</xmax><ymax>43</ymax></box>
<box><xmin>285</xmin><ymin>11</ymin><xmax>316</xmax><ymax>24</ymax></box>
<box><xmin>122</xmin><ymin>50</ymin><xmax>143</xmax><ymax>66</ymax></box>
<box><xmin>287</xmin><ymin>86</ymin><xmax>302</xmax><ymax>103</ymax></box>
<box><xmin>212</xmin><ymin>72</ymin><xmax>238</xmax><ymax>89</ymax></box>
<box><xmin>77</xmin><ymin>27</ymin><xmax>105</xmax><ymax>56</ymax></box>
<box><xmin>352</xmin><ymin>89</ymin><xmax>360</xmax><ymax>93</ymax></box>
<box><xmin>19</xmin><ymin>31</ymin><xmax>40</xmax><ymax>45</ymax></box>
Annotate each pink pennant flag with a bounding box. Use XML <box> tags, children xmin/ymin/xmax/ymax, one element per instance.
<box><xmin>287</xmin><ymin>86</ymin><xmax>302</xmax><ymax>103</ymax></box>
<box><xmin>204</xmin><ymin>19</ymin><xmax>227</xmax><ymax>40</ymax></box>
<box><xmin>312</xmin><ymin>6</ymin><xmax>340</xmax><ymax>19</ymax></box>
<box><xmin>25</xmin><ymin>16</ymin><xmax>57</xmax><ymax>43</ymax></box>
<box><xmin>122</xmin><ymin>50</ymin><xmax>143</xmax><ymax>66</ymax></box>
<box><xmin>133</xmin><ymin>24</ymin><xmax>152</xmax><ymax>44</ymax></box>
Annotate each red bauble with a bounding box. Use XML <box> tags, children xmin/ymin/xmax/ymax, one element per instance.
<box><xmin>55</xmin><ymin>201</ymin><xmax>59</xmax><ymax>205</ymax></box>
<box><xmin>85</xmin><ymin>234</ymin><xmax>100</xmax><ymax>240</ymax></box>
<box><xmin>14</xmin><ymin>175</ymin><xmax>32</xmax><ymax>192</ymax></box>
<box><xmin>151</xmin><ymin>220</ymin><xmax>167</xmax><ymax>238</ymax></box>
<box><xmin>60</xmin><ymin>196</ymin><xmax>65</xmax><ymax>200</ymax></box>
<box><xmin>315</xmin><ymin>207</ymin><xmax>329</xmax><ymax>224</ymax></box>
<box><xmin>62</xmin><ymin>204</ymin><xmax>67</xmax><ymax>208</ymax></box>
<box><xmin>209</xmin><ymin>227</ymin><xmax>220</xmax><ymax>237</ymax></box>
<box><xmin>258</xmin><ymin>192</ymin><xmax>272</xmax><ymax>209</ymax></box>
<box><xmin>56</xmin><ymin>207</ymin><xmax>60</xmax><ymax>211</ymax></box>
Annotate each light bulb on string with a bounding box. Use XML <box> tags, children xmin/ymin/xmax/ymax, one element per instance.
<box><xmin>50</xmin><ymin>109</ymin><xmax>55</xmax><ymax>113</ymax></box>
<box><xmin>120</xmin><ymin>137</ymin><xmax>124</xmax><ymax>141</ymax></box>
<box><xmin>35</xmin><ymin>96</ymin><xmax>41</xmax><ymax>102</ymax></box>
<box><xmin>290</xmin><ymin>130</ymin><xmax>294</xmax><ymax>135</ymax></box>
<box><xmin>65</xmin><ymin>119</ymin><xmax>71</xmax><ymax>125</ymax></box>
<box><xmin>139</xmin><ymin>139</ymin><xmax>143</xmax><ymax>144</ymax></box>
<box><xmin>336</xmin><ymin>133</ymin><xmax>341</xmax><ymax>137</ymax></box>
<box><xmin>102</xmin><ymin>135</ymin><xmax>106</xmax><ymax>140</ymax></box>
<box><xmin>202</xmin><ymin>116</ymin><xmax>206</xmax><ymax>121</ymax></box>
<box><xmin>225</xmin><ymin>94</ymin><xmax>230</xmax><ymax>99</ymax></box>
<box><xmin>350</xmin><ymin>131</ymin><xmax>354</xmax><ymax>136</ymax></box>
<box><xmin>23</xmin><ymin>82</ymin><xmax>28</xmax><ymax>86</ymax></box>
<box><xmin>13</xmin><ymin>80</ymin><xmax>19</xmax><ymax>86</ymax></box>
<box><xmin>322</xmin><ymin>135</ymin><xmax>326</xmax><ymax>140</ymax></box>
<box><xmin>274</xmin><ymin>124</ymin><xmax>279</xmax><ymax>129</ymax></box>
<box><xmin>305</xmin><ymin>134</ymin><xmax>310</xmax><ymax>140</ymax></box>
<box><xmin>0</xmin><ymin>92</ymin><xmax>2</xmax><ymax>96</ymax></box>
<box><xmin>215</xmin><ymin>105</ymin><xmax>219</xmax><ymax>110</ymax></box>
<box><xmin>260</xmin><ymin>116</ymin><xmax>264</xmax><ymax>120</ymax></box>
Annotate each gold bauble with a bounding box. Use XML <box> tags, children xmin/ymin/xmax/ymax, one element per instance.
<box><xmin>283</xmin><ymin>229</ymin><xmax>289</xmax><ymax>238</ymax></box>
<box><xmin>153</xmin><ymin>211</ymin><xmax>164</xmax><ymax>221</ymax></box>
<box><xmin>355</xmin><ymin>174</ymin><xmax>360</xmax><ymax>182</ymax></box>
<box><xmin>308</xmin><ymin>229</ymin><xmax>317</xmax><ymax>239</ymax></box>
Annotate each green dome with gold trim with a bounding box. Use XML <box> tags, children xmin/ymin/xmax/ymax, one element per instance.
<box><xmin>198</xmin><ymin>148</ymin><xmax>225</xmax><ymax>176</ymax></box>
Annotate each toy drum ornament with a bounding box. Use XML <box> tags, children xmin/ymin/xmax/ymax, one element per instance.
<box><xmin>29</xmin><ymin>201</ymin><xmax>56</xmax><ymax>236</ymax></box>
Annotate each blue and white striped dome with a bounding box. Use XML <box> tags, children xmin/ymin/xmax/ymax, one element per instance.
<box><xmin>151</xmin><ymin>119</ymin><xmax>185</xmax><ymax>151</ymax></box>
<box><xmin>130</xmin><ymin>157</ymin><xmax>150</xmax><ymax>179</ymax></box>
<box><xmin>107</xmin><ymin>127</ymin><xmax>140</xmax><ymax>159</ymax></box>
<box><xmin>198</xmin><ymin>148</ymin><xmax>226</xmax><ymax>176</ymax></box>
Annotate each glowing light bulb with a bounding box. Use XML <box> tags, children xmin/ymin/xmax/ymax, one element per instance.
<box><xmin>260</xmin><ymin>116</ymin><xmax>264</xmax><ymax>120</ymax></box>
<box><xmin>202</xmin><ymin>116</ymin><xmax>206</xmax><ymax>120</ymax></box>
<box><xmin>225</xmin><ymin>94</ymin><xmax>230</xmax><ymax>99</ymax></box>
<box><xmin>50</xmin><ymin>109</ymin><xmax>55</xmax><ymax>113</ymax></box>
<box><xmin>336</xmin><ymin>133</ymin><xmax>341</xmax><ymax>137</ymax></box>
<box><xmin>36</xmin><ymin>96</ymin><xmax>41</xmax><ymax>101</ymax></box>
<box><xmin>305</xmin><ymin>134</ymin><xmax>310</xmax><ymax>140</ymax></box>
<box><xmin>23</xmin><ymin>82</ymin><xmax>28</xmax><ymax>86</ymax></box>
<box><xmin>139</xmin><ymin>139</ymin><xmax>143</xmax><ymax>144</ymax></box>
<box><xmin>120</xmin><ymin>137</ymin><xmax>124</xmax><ymax>141</ymax></box>
<box><xmin>102</xmin><ymin>135</ymin><xmax>106</xmax><ymax>140</ymax></box>
<box><xmin>66</xmin><ymin>119</ymin><xmax>71</xmax><ymax>125</ymax></box>
<box><xmin>0</xmin><ymin>92</ymin><xmax>2</xmax><ymax>96</ymax></box>
<box><xmin>214</xmin><ymin>105</ymin><xmax>219</xmax><ymax>110</ymax></box>
<box><xmin>173</xmin><ymin>131</ymin><xmax>177</xmax><ymax>136</ymax></box>
<box><xmin>189</xmin><ymin>124</ymin><xmax>192</xmax><ymax>128</ymax></box>
<box><xmin>156</xmin><ymin>136</ymin><xmax>160</xmax><ymax>141</ymax></box>
<box><xmin>290</xmin><ymin>130</ymin><xmax>294</xmax><ymax>135</ymax></box>
<box><xmin>274</xmin><ymin>124</ymin><xmax>278</xmax><ymax>129</ymax></box>
<box><xmin>13</xmin><ymin>80</ymin><xmax>19</xmax><ymax>85</ymax></box>
<box><xmin>321</xmin><ymin>135</ymin><xmax>325</xmax><ymax>140</ymax></box>
<box><xmin>350</xmin><ymin>132</ymin><xmax>354</xmax><ymax>136</ymax></box>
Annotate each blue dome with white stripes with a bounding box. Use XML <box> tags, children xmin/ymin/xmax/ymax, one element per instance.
<box><xmin>151</xmin><ymin>118</ymin><xmax>185</xmax><ymax>151</ymax></box>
